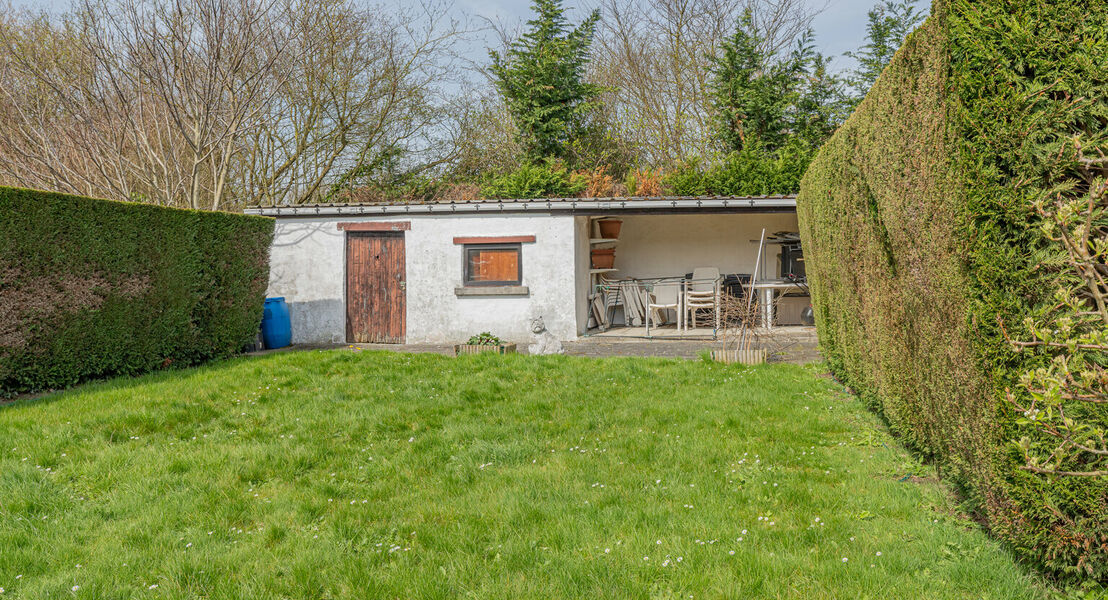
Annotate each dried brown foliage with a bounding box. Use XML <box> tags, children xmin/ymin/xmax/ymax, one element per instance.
<box><xmin>436</xmin><ymin>182</ymin><xmax>482</xmax><ymax>203</ymax></box>
<box><xmin>628</xmin><ymin>169</ymin><xmax>663</xmax><ymax>196</ymax></box>
<box><xmin>0</xmin><ymin>267</ymin><xmax>149</xmax><ymax>352</ymax></box>
<box><xmin>578</xmin><ymin>166</ymin><xmax>629</xmax><ymax>198</ymax></box>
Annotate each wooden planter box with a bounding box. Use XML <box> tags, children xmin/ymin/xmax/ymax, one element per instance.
<box><xmin>710</xmin><ymin>349</ymin><xmax>767</xmax><ymax>365</ymax></box>
<box><xmin>455</xmin><ymin>343</ymin><xmax>517</xmax><ymax>356</ymax></box>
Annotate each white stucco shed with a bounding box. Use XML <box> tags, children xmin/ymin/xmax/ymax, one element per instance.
<box><xmin>246</xmin><ymin>195</ymin><xmax>801</xmax><ymax>351</ymax></box>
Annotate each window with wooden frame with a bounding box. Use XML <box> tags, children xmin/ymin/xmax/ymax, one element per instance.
<box><xmin>463</xmin><ymin>243</ymin><xmax>522</xmax><ymax>286</ymax></box>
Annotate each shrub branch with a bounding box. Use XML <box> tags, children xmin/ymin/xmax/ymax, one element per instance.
<box><xmin>1001</xmin><ymin>143</ymin><xmax>1108</xmax><ymax>479</ymax></box>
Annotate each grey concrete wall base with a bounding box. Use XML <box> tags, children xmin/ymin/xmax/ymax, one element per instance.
<box><xmin>454</xmin><ymin>286</ymin><xmax>529</xmax><ymax>297</ymax></box>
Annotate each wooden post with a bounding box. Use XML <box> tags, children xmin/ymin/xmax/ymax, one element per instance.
<box><xmin>740</xmin><ymin>229</ymin><xmax>767</xmax><ymax>352</ymax></box>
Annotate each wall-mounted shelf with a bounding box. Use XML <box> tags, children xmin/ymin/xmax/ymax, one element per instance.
<box><xmin>587</xmin><ymin>216</ymin><xmax>621</xmax><ymax>331</ymax></box>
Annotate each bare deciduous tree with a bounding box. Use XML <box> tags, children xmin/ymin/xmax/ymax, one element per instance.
<box><xmin>589</xmin><ymin>0</ymin><xmax>823</xmax><ymax>164</ymax></box>
<box><xmin>0</xmin><ymin>0</ymin><xmax>465</xmax><ymax>209</ymax></box>
<box><xmin>0</xmin><ymin>9</ymin><xmax>129</xmax><ymax>199</ymax></box>
<box><xmin>0</xmin><ymin>0</ymin><xmax>291</xmax><ymax>210</ymax></box>
<box><xmin>445</xmin><ymin>86</ymin><xmax>523</xmax><ymax>180</ymax></box>
<box><xmin>244</xmin><ymin>0</ymin><xmax>466</xmax><ymax>205</ymax></box>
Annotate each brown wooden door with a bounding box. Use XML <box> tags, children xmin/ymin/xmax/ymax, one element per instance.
<box><xmin>346</xmin><ymin>232</ymin><xmax>405</xmax><ymax>343</ymax></box>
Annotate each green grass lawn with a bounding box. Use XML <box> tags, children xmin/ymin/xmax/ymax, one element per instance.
<box><xmin>0</xmin><ymin>350</ymin><xmax>1046</xmax><ymax>599</ymax></box>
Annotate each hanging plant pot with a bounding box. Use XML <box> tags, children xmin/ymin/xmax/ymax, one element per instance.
<box><xmin>591</xmin><ymin>248</ymin><xmax>616</xmax><ymax>269</ymax></box>
<box><xmin>597</xmin><ymin>219</ymin><xmax>622</xmax><ymax>239</ymax></box>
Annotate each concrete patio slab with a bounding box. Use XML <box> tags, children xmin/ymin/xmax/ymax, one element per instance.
<box><xmin>251</xmin><ymin>326</ymin><xmax>821</xmax><ymax>364</ymax></box>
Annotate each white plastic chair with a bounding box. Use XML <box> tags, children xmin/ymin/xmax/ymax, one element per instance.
<box><xmin>685</xmin><ymin>267</ymin><xmax>720</xmax><ymax>330</ymax></box>
<box><xmin>645</xmin><ymin>280</ymin><xmax>682</xmax><ymax>337</ymax></box>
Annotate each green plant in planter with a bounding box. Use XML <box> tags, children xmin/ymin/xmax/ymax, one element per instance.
<box><xmin>466</xmin><ymin>332</ymin><xmax>503</xmax><ymax>346</ymax></box>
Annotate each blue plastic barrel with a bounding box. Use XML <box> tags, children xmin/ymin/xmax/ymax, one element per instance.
<box><xmin>261</xmin><ymin>297</ymin><xmax>292</xmax><ymax>349</ymax></box>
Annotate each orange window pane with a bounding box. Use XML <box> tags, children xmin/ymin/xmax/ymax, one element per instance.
<box><xmin>467</xmin><ymin>248</ymin><xmax>519</xmax><ymax>283</ymax></box>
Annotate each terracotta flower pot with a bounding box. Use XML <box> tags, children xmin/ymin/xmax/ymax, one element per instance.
<box><xmin>597</xmin><ymin>219</ymin><xmax>622</xmax><ymax>239</ymax></box>
<box><xmin>591</xmin><ymin>248</ymin><xmax>616</xmax><ymax>269</ymax></box>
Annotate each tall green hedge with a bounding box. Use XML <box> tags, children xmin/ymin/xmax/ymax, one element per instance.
<box><xmin>0</xmin><ymin>187</ymin><xmax>274</xmax><ymax>395</ymax></box>
<box><xmin>798</xmin><ymin>0</ymin><xmax>1108</xmax><ymax>580</ymax></box>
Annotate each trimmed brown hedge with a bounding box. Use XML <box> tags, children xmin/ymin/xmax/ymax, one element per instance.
<box><xmin>0</xmin><ymin>186</ymin><xmax>274</xmax><ymax>395</ymax></box>
<box><xmin>798</xmin><ymin>0</ymin><xmax>1107</xmax><ymax>580</ymax></box>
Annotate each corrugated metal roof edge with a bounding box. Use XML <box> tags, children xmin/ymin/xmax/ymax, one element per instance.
<box><xmin>245</xmin><ymin>195</ymin><xmax>797</xmax><ymax>217</ymax></box>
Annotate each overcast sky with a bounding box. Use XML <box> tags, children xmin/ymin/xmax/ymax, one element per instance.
<box><xmin>10</xmin><ymin>0</ymin><xmax>883</xmax><ymax>72</ymax></box>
